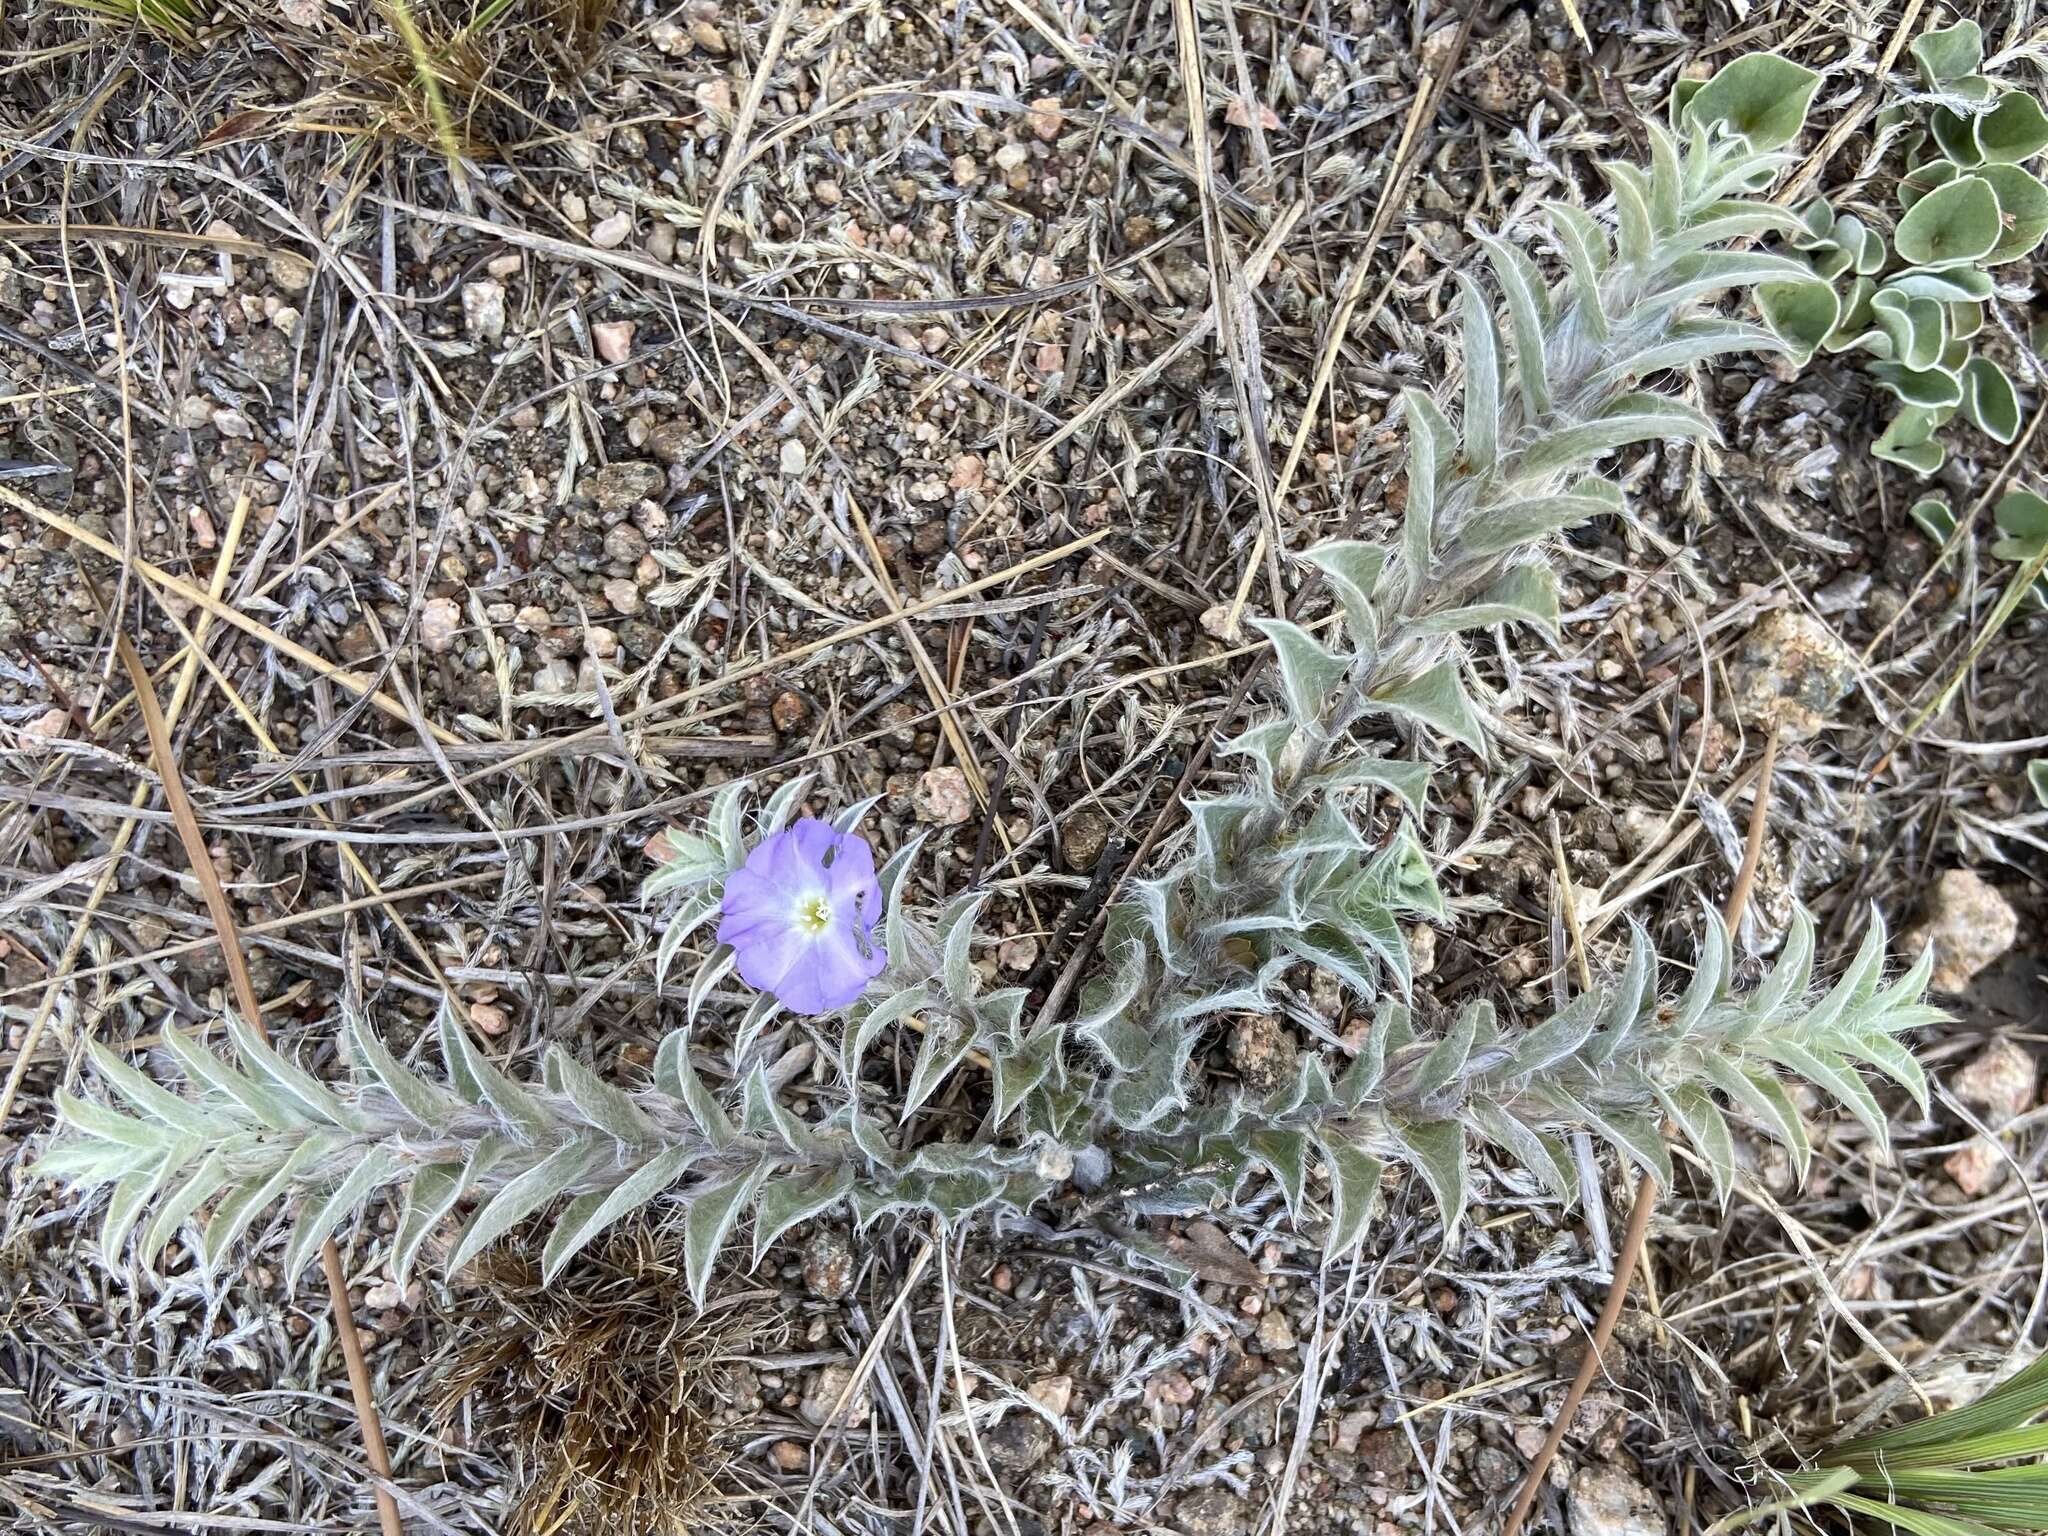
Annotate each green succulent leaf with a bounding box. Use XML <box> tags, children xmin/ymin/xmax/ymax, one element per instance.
<box><xmin>1979</xmin><ymin>162</ymin><xmax>2048</xmax><ymax>262</ymax></box>
<box><xmin>1756</xmin><ymin>279</ymin><xmax>1840</xmax><ymax>363</ymax></box>
<box><xmin>1976</xmin><ymin>90</ymin><xmax>2048</xmax><ymax>165</ymax></box>
<box><xmin>1873</xmin><ymin>288</ymin><xmax>1949</xmax><ymax>371</ymax></box>
<box><xmin>1894</xmin><ymin>175</ymin><xmax>2002</xmax><ymax>268</ymax></box>
<box><xmin>1931</xmin><ymin>105</ymin><xmax>1986</xmax><ymax>167</ymax></box>
<box><xmin>1911</xmin><ymin>19</ymin><xmax>1983</xmax><ymax>87</ymax></box>
<box><xmin>1884</xmin><ymin>268</ymin><xmax>1994</xmax><ymax>303</ymax></box>
<box><xmin>1961</xmin><ymin>358</ymin><xmax>2022</xmax><ymax>444</ymax></box>
<box><xmin>1875</xmin><ymin>407</ymin><xmax>1947</xmax><ymax>477</ymax></box>
<box><xmin>1679</xmin><ymin>53</ymin><xmax>1822</xmax><ymax>151</ymax></box>
<box><xmin>1870</xmin><ymin>361</ymin><xmax>1965</xmax><ymax>409</ymax></box>
<box><xmin>1899</xmin><ymin>156</ymin><xmax>1961</xmax><ymax>210</ymax></box>
<box><xmin>1909</xmin><ymin>496</ymin><xmax>1957</xmax><ymax>546</ymax></box>
<box><xmin>1992</xmin><ymin>491</ymin><xmax>2048</xmax><ymax>561</ymax></box>
<box><xmin>1824</xmin><ymin>276</ymin><xmax>1881</xmax><ymax>353</ymax></box>
<box><xmin>1794</xmin><ymin>195</ymin><xmax>1835</xmax><ymax>242</ymax></box>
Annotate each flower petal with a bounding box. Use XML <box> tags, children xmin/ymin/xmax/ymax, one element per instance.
<box><xmin>784</xmin><ymin>816</ymin><xmax>841</xmax><ymax>868</ymax></box>
<box><xmin>718</xmin><ymin>864</ymin><xmax>789</xmax><ymax>929</ymax></box>
<box><xmin>821</xmin><ymin>833</ymin><xmax>881</xmax><ymax>910</ymax></box>
<box><xmin>801</xmin><ymin>923</ymin><xmax>887</xmax><ymax>1012</ymax></box>
<box><xmin>727</xmin><ymin>920</ymin><xmax>814</xmax><ymax>1001</ymax></box>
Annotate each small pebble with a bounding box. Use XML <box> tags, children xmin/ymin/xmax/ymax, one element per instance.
<box><xmin>461</xmin><ymin>280</ymin><xmax>507</xmax><ymax>342</ymax></box>
<box><xmin>419</xmin><ymin>596</ymin><xmax>461</xmax><ymax>654</ymax></box>
<box><xmin>913</xmin><ymin>766</ymin><xmax>973</xmax><ymax>825</ymax></box>
<box><xmin>592</xmin><ymin>319</ymin><xmax>635</xmax><ymax>363</ymax></box>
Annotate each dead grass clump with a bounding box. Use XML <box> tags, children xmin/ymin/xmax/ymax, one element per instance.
<box><xmin>317</xmin><ymin>0</ymin><xmax>513</xmax><ymax>159</ymax></box>
<box><xmin>436</xmin><ymin>1224</ymin><xmax>787</xmax><ymax>1536</ymax></box>
<box><xmin>59</xmin><ymin>0</ymin><xmax>619</xmax><ymax>153</ymax></box>
<box><xmin>59</xmin><ymin>0</ymin><xmax>204</xmax><ymax>45</ymax></box>
<box><xmin>321</xmin><ymin>0</ymin><xmax>622</xmax><ymax>155</ymax></box>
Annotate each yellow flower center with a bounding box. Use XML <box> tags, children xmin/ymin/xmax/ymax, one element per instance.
<box><xmin>796</xmin><ymin>894</ymin><xmax>833</xmax><ymax>935</ymax></box>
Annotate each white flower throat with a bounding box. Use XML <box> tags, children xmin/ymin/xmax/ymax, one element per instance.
<box><xmin>795</xmin><ymin>892</ymin><xmax>833</xmax><ymax>936</ymax></box>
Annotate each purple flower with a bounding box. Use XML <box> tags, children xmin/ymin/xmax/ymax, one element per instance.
<box><xmin>717</xmin><ymin>818</ymin><xmax>887</xmax><ymax>1014</ymax></box>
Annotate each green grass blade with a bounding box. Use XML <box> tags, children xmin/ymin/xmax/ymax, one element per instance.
<box><xmin>1843</xmin><ymin>1358</ymin><xmax>2048</xmax><ymax>1456</ymax></box>
<box><xmin>1835</xmin><ymin>1424</ymin><xmax>2048</xmax><ymax>1473</ymax></box>
<box><xmin>1828</xmin><ymin>1490</ymin><xmax>2016</xmax><ymax>1536</ymax></box>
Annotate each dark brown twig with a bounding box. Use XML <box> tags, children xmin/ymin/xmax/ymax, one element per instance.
<box><xmin>113</xmin><ymin>632</ymin><xmax>406</xmax><ymax>1536</ymax></box>
<box><xmin>1502</xmin><ymin>723</ymin><xmax>1780</xmax><ymax>1536</ymax></box>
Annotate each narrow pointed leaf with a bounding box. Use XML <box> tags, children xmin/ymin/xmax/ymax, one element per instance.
<box><xmin>1319</xmin><ymin>1133</ymin><xmax>1384</xmax><ymax>1258</ymax></box>
<box><xmin>1249</xmin><ymin>1127</ymin><xmax>1310</xmax><ymax>1221</ymax></box>
<box><xmin>656</xmin><ymin>1029</ymin><xmax>736</xmax><ymax>1149</ymax></box>
<box><xmin>685</xmin><ymin>1160</ymin><xmax>771</xmax><ymax>1308</ymax></box>
<box><xmin>1367</xmin><ymin>660</ymin><xmax>1486</xmax><ymax>754</ymax></box>
<box><xmin>1481</xmin><ymin>236</ymin><xmax>1552</xmax><ymax>417</ymax></box>
<box><xmin>1456</xmin><ymin>273</ymin><xmax>1502</xmax><ymax>476</ymax></box>
<box><xmin>1251</xmin><ymin>618</ymin><xmax>1350</xmax><ymax>724</ymax></box>
<box><xmin>541</xmin><ymin>1143</ymin><xmax>701</xmax><ymax>1282</ymax></box>
<box><xmin>162</xmin><ymin>1027</ymin><xmax>299</xmax><ymax>1132</ymax></box>
<box><xmin>85</xmin><ymin>1042</ymin><xmax>218</xmax><ymax>1139</ymax></box>
<box><xmin>285</xmin><ymin>1146</ymin><xmax>400</xmax><ymax>1282</ymax></box>
<box><xmin>547</xmin><ymin>1045</ymin><xmax>657</xmax><ymax>1145</ymax></box>
<box><xmin>752</xmin><ymin>1165</ymin><xmax>855</xmax><ymax>1266</ymax></box>
<box><xmin>1391</xmin><ymin>1118</ymin><xmax>1467</xmax><ymax>1233</ymax></box>
<box><xmin>449</xmin><ymin>1139</ymin><xmax>603</xmax><ymax>1275</ymax></box>
<box><xmin>139</xmin><ymin>1148</ymin><xmax>232</xmax><ymax>1270</ymax></box>
<box><xmin>199</xmin><ymin>1137</ymin><xmax>331</xmax><ymax>1273</ymax></box>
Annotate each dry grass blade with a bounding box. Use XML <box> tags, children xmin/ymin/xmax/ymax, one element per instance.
<box><xmin>1169</xmin><ymin>0</ymin><xmax>1284</xmax><ymax>627</ymax></box>
<box><xmin>144</xmin><ymin>588</ymin><xmax>468</xmax><ymax>1006</ymax></box>
<box><xmin>0</xmin><ymin>494</ymin><xmax>251</xmax><ymax>1130</ymax></box>
<box><xmin>4</xmin><ymin>487</ymin><xmax>463</xmax><ymax>747</ymax></box>
<box><xmin>384</xmin><ymin>0</ymin><xmax>474</xmax><ymax>201</ymax></box>
<box><xmin>110</xmin><ymin>631</ymin><xmax>406</xmax><ymax>1536</ymax></box>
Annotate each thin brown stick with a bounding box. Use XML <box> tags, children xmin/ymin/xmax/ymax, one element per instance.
<box><xmin>1501</xmin><ymin>1160</ymin><xmax>1660</xmax><ymax>1536</ymax></box>
<box><xmin>0</xmin><ymin>494</ymin><xmax>252</xmax><ymax>1130</ymax></box>
<box><xmin>1502</xmin><ymin>724</ymin><xmax>1780</xmax><ymax>1536</ymax></box>
<box><xmin>112</xmin><ymin>632</ymin><xmax>405</xmax><ymax>1536</ymax></box>
<box><xmin>1722</xmin><ymin>725</ymin><xmax>1782</xmax><ymax>937</ymax></box>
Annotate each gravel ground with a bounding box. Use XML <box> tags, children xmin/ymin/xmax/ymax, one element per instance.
<box><xmin>1</xmin><ymin>0</ymin><xmax>2045</xmax><ymax>1532</ymax></box>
